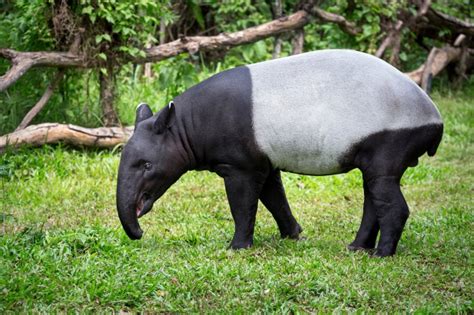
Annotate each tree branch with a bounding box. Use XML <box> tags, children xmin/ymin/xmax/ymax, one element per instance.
<box><xmin>406</xmin><ymin>44</ymin><xmax>465</xmax><ymax>86</ymax></box>
<box><xmin>14</xmin><ymin>70</ymin><xmax>65</xmax><ymax>131</ymax></box>
<box><xmin>139</xmin><ymin>10</ymin><xmax>312</xmax><ymax>63</ymax></box>
<box><xmin>14</xmin><ymin>32</ymin><xmax>83</xmax><ymax>130</ymax></box>
<box><xmin>375</xmin><ymin>0</ymin><xmax>431</xmax><ymax>59</ymax></box>
<box><xmin>0</xmin><ymin>50</ymin><xmax>85</xmax><ymax>92</ymax></box>
<box><xmin>311</xmin><ymin>7</ymin><xmax>360</xmax><ymax>36</ymax></box>
<box><xmin>425</xmin><ymin>6</ymin><xmax>474</xmax><ymax>36</ymax></box>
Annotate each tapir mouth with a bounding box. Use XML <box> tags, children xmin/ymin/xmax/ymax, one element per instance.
<box><xmin>136</xmin><ymin>192</ymin><xmax>153</xmax><ymax>218</ymax></box>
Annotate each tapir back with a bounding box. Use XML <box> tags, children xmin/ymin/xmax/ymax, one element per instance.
<box><xmin>248</xmin><ymin>50</ymin><xmax>442</xmax><ymax>175</ymax></box>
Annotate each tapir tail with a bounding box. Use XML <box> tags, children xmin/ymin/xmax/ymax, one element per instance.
<box><xmin>427</xmin><ymin>123</ymin><xmax>443</xmax><ymax>157</ymax></box>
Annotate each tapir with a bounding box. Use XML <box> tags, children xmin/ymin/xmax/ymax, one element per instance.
<box><xmin>116</xmin><ymin>49</ymin><xmax>443</xmax><ymax>257</ymax></box>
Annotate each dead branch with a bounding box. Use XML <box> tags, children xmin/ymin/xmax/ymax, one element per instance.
<box><xmin>409</xmin><ymin>5</ymin><xmax>474</xmax><ymax>46</ymax></box>
<box><xmin>0</xmin><ymin>123</ymin><xmax>133</xmax><ymax>152</ymax></box>
<box><xmin>425</xmin><ymin>7</ymin><xmax>474</xmax><ymax>37</ymax></box>
<box><xmin>15</xmin><ymin>32</ymin><xmax>83</xmax><ymax>131</ymax></box>
<box><xmin>14</xmin><ymin>70</ymin><xmax>65</xmax><ymax>131</ymax></box>
<box><xmin>406</xmin><ymin>45</ymin><xmax>464</xmax><ymax>87</ymax></box>
<box><xmin>141</xmin><ymin>10</ymin><xmax>312</xmax><ymax>63</ymax></box>
<box><xmin>312</xmin><ymin>7</ymin><xmax>360</xmax><ymax>36</ymax></box>
<box><xmin>0</xmin><ymin>50</ymin><xmax>85</xmax><ymax>92</ymax></box>
<box><xmin>375</xmin><ymin>0</ymin><xmax>431</xmax><ymax>59</ymax></box>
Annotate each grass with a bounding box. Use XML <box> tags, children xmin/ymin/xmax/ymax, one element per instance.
<box><xmin>1</xmin><ymin>87</ymin><xmax>473</xmax><ymax>313</ymax></box>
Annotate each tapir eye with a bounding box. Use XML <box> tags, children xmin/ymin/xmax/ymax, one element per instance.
<box><xmin>144</xmin><ymin>162</ymin><xmax>152</xmax><ymax>171</ymax></box>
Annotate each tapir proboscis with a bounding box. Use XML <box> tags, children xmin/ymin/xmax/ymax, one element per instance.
<box><xmin>116</xmin><ymin>49</ymin><xmax>443</xmax><ymax>257</ymax></box>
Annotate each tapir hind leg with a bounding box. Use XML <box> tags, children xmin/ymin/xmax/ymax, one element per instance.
<box><xmin>366</xmin><ymin>175</ymin><xmax>409</xmax><ymax>257</ymax></box>
<box><xmin>348</xmin><ymin>181</ymin><xmax>380</xmax><ymax>251</ymax></box>
<box><xmin>259</xmin><ymin>169</ymin><xmax>302</xmax><ymax>239</ymax></box>
<box><xmin>350</xmin><ymin>125</ymin><xmax>440</xmax><ymax>256</ymax></box>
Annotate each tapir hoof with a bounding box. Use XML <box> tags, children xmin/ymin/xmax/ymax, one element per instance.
<box><xmin>281</xmin><ymin>223</ymin><xmax>303</xmax><ymax>240</ymax></box>
<box><xmin>229</xmin><ymin>240</ymin><xmax>253</xmax><ymax>250</ymax></box>
<box><xmin>372</xmin><ymin>248</ymin><xmax>396</xmax><ymax>258</ymax></box>
<box><xmin>347</xmin><ymin>243</ymin><xmax>375</xmax><ymax>253</ymax></box>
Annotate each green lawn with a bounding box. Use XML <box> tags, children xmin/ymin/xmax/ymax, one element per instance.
<box><xmin>1</xmin><ymin>89</ymin><xmax>473</xmax><ymax>313</ymax></box>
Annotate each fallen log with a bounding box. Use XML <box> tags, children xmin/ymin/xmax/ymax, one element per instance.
<box><xmin>0</xmin><ymin>123</ymin><xmax>133</xmax><ymax>152</ymax></box>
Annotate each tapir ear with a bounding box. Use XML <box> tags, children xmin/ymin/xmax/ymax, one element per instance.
<box><xmin>153</xmin><ymin>101</ymin><xmax>176</xmax><ymax>134</ymax></box>
<box><xmin>135</xmin><ymin>103</ymin><xmax>153</xmax><ymax>128</ymax></box>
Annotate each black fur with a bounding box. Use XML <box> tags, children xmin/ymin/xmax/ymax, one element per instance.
<box><xmin>344</xmin><ymin>123</ymin><xmax>443</xmax><ymax>256</ymax></box>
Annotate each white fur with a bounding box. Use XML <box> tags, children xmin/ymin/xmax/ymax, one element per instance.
<box><xmin>249</xmin><ymin>50</ymin><xmax>442</xmax><ymax>175</ymax></box>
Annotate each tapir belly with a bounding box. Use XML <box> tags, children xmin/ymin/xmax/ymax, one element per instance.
<box><xmin>248</xmin><ymin>50</ymin><xmax>442</xmax><ymax>175</ymax></box>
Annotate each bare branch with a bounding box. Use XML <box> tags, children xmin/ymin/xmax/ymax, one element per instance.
<box><xmin>0</xmin><ymin>49</ymin><xmax>85</xmax><ymax>92</ymax></box>
<box><xmin>406</xmin><ymin>44</ymin><xmax>464</xmax><ymax>87</ymax></box>
<box><xmin>15</xmin><ymin>32</ymin><xmax>83</xmax><ymax>130</ymax></box>
<box><xmin>15</xmin><ymin>70</ymin><xmax>65</xmax><ymax>131</ymax></box>
<box><xmin>312</xmin><ymin>7</ymin><xmax>360</xmax><ymax>36</ymax></box>
<box><xmin>425</xmin><ymin>7</ymin><xmax>474</xmax><ymax>36</ymax></box>
<box><xmin>0</xmin><ymin>54</ymin><xmax>36</xmax><ymax>92</ymax></box>
<box><xmin>376</xmin><ymin>20</ymin><xmax>404</xmax><ymax>58</ymax></box>
<box><xmin>376</xmin><ymin>0</ymin><xmax>431</xmax><ymax>59</ymax></box>
<box><xmin>140</xmin><ymin>10</ymin><xmax>312</xmax><ymax>63</ymax></box>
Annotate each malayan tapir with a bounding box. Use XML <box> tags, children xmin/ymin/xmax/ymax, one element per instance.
<box><xmin>116</xmin><ymin>49</ymin><xmax>443</xmax><ymax>257</ymax></box>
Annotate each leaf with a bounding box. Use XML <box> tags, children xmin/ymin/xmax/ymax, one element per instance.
<box><xmin>102</xmin><ymin>34</ymin><xmax>112</xmax><ymax>42</ymax></box>
<box><xmin>82</xmin><ymin>6</ymin><xmax>93</xmax><ymax>15</ymax></box>
<box><xmin>399</xmin><ymin>52</ymin><xmax>408</xmax><ymax>62</ymax></box>
<box><xmin>254</xmin><ymin>41</ymin><xmax>267</xmax><ymax>59</ymax></box>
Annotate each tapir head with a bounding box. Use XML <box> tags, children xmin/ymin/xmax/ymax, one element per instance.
<box><xmin>116</xmin><ymin>102</ymin><xmax>186</xmax><ymax>240</ymax></box>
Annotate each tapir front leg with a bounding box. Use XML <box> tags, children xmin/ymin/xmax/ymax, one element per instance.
<box><xmin>223</xmin><ymin>169</ymin><xmax>267</xmax><ymax>249</ymax></box>
<box><xmin>259</xmin><ymin>169</ymin><xmax>302</xmax><ymax>239</ymax></box>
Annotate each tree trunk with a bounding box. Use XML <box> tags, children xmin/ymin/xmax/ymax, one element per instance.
<box><xmin>292</xmin><ymin>28</ymin><xmax>304</xmax><ymax>55</ymax></box>
<box><xmin>99</xmin><ymin>61</ymin><xmax>119</xmax><ymax>126</ymax></box>
<box><xmin>272</xmin><ymin>0</ymin><xmax>283</xmax><ymax>59</ymax></box>
<box><xmin>143</xmin><ymin>48</ymin><xmax>153</xmax><ymax>78</ymax></box>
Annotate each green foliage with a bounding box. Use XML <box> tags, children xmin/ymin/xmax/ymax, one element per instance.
<box><xmin>80</xmin><ymin>0</ymin><xmax>174</xmax><ymax>54</ymax></box>
<box><xmin>0</xmin><ymin>0</ymin><xmax>53</xmax><ymax>51</ymax></box>
<box><xmin>0</xmin><ymin>89</ymin><xmax>473</xmax><ymax>312</ymax></box>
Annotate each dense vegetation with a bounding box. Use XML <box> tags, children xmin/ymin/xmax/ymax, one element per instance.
<box><xmin>1</xmin><ymin>83</ymin><xmax>473</xmax><ymax>312</ymax></box>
